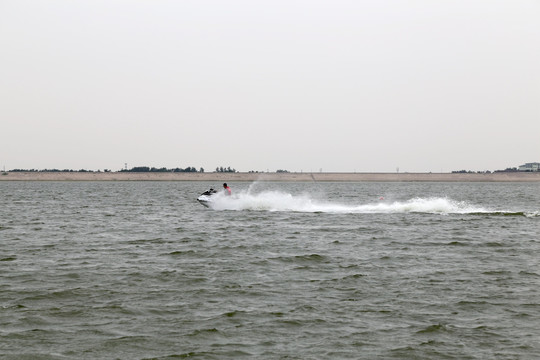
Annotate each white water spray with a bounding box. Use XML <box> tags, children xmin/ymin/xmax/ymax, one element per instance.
<box><xmin>206</xmin><ymin>190</ymin><xmax>492</xmax><ymax>214</ymax></box>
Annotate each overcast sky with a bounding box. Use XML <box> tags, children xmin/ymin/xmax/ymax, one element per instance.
<box><xmin>1</xmin><ymin>0</ymin><xmax>539</xmax><ymax>172</ymax></box>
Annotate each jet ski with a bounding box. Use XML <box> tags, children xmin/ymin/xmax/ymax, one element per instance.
<box><xmin>197</xmin><ymin>188</ymin><xmax>217</xmax><ymax>207</ymax></box>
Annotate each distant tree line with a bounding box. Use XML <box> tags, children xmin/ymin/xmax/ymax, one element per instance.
<box><xmin>120</xmin><ymin>166</ymin><xmax>240</xmax><ymax>173</ymax></box>
<box><xmin>120</xmin><ymin>166</ymin><xmax>203</xmax><ymax>173</ymax></box>
<box><xmin>494</xmin><ymin>167</ymin><xmax>519</xmax><ymax>172</ymax></box>
<box><xmin>8</xmin><ymin>165</ymin><xmax>244</xmax><ymax>172</ymax></box>
<box><xmin>452</xmin><ymin>170</ymin><xmax>492</xmax><ymax>174</ymax></box>
<box><xmin>9</xmin><ymin>167</ymin><xmax>204</xmax><ymax>173</ymax></box>
<box><xmin>452</xmin><ymin>167</ymin><xmax>531</xmax><ymax>173</ymax></box>
<box><xmin>9</xmin><ymin>169</ymin><xmax>111</xmax><ymax>172</ymax></box>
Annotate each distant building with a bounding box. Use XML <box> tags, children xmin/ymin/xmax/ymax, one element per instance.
<box><xmin>518</xmin><ymin>162</ymin><xmax>540</xmax><ymax>171</ymax></box>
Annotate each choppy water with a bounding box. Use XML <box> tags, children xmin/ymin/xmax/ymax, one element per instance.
<box><xmin>1</xmin><ymin>181</ymin><xmax>539</xmax><ymax>359</ymax></box>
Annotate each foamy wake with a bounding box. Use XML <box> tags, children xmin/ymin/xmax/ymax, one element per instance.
<box><xmin>205</xmin><ymin>191</ymin><xmax>498</xmax><ymax>214</ymax></box>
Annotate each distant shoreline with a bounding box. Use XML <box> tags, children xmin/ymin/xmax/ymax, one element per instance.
<box><xmin>2</xmin><ymin>171</ymin><xmax>540</xmax><ymax>182</ymax></box>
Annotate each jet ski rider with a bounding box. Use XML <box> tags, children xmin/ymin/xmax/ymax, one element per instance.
<box><xmin>223</xmin><ymin>183</ymin><xmax>231</xmax><ymax>195</ymax></box>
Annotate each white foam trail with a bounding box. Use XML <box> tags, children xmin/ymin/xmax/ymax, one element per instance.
<box><xmin>207</xmin><ymin>191</ymin><xmax>491</xmax><ymax>214</ymax></box>
<box><xmin>355</xmin><ymin>197</ymin><xmax>489</xmax><ymax>214</ymax></box>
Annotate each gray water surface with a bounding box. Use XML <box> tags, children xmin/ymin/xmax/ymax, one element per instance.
<box><xmin>1</xmin><ymin>181</ymin><xmax>539</xmax><ymax>359</ymax></box>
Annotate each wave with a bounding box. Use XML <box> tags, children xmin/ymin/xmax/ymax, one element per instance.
<box><xmin>203</xmin><ymin>191</ymin><xmax>538</xmax><ymax>215</ymax></box>
<box><xmin>470</xmin><ymin>211</ymin><xmax>540</xmax><ymax>217</ymax></box>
